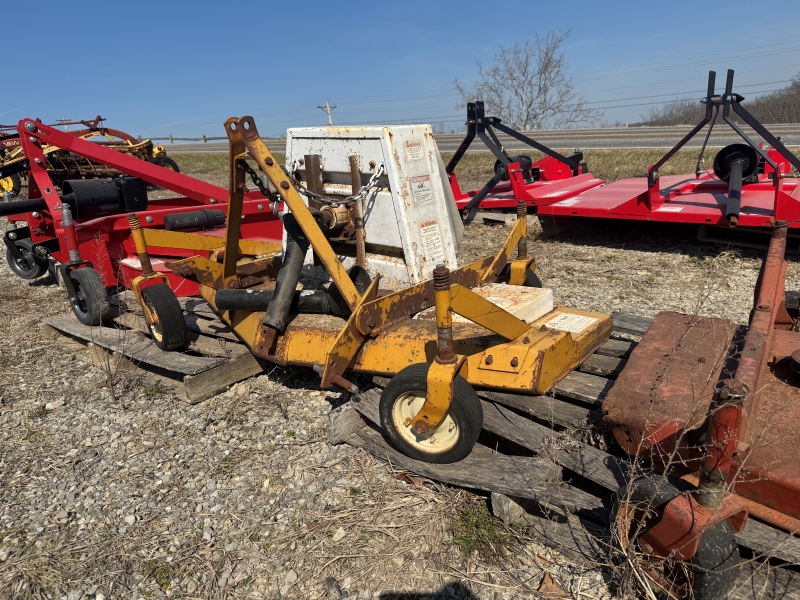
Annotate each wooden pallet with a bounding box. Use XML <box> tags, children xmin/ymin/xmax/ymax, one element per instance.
<box><xmin>42</xmin><ymin>294</ymin><xmax>267</xmax><ymax>404</ymax></box>
<box><xmin>330</xmin><ymin>312</ymin><xmax>800</xmax><ymax>599</ymax></box>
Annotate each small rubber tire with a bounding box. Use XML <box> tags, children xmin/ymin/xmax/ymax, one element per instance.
<box><xmin>498</xmin><ymin>263</ymin><xmax>542</xmax><ymax>288</ymax></box>
<box><xmin>158</xmin><ymin>156</ymin><xmax>180</xmax><ymax>173</ymax></box>
<box><xmin>379</xmin><ymin>363</ymin><xmax>483</xmax><ymax>464</ymax></box>
<box><xmin>141</xmin><ymin>284</ymin><xmax>186</xmax><ymax>351</ymax></box>
<box><xmin>0</xmin><ymin>174</ymin><xmax>21</xmax><ymax>196</ymax></box>
<box><xmin>69</xmin><ymin>268</ymin><xmax>110</xmax><ymax>326</ymax></box>
<box><xmin>612</xmin><ymin>475</ymin><xmax>740</xmax><ymax>600</ymax></box>
<box><xmin>6</xmin><ymin>244</ymin><xmax>47</xmax><ymax>279</ymax></box>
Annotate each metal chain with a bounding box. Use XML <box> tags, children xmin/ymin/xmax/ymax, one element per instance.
<box><xmin>237</xmin><ymin>160</ymin><xmax>278</xmax><ymax>202</ymax></box>
<box><xmin>343</xmin><ymin>163</ymin><xmax>385</xmax><ymax>206</ymax></box>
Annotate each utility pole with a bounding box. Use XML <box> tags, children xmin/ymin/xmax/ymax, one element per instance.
<box><xmin>317</xmin><ymin>100</ymin><xmax>337</xmax><ymax>126</ymax></box>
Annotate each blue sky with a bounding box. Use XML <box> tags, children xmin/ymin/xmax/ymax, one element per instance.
<box><xmin>4</xmin><ymin>1</ymin><xmax>799</xmax><ymax>138</ymax></box>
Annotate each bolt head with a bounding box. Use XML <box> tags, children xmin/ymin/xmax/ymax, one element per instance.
<box><xmin>29</xmin><ymin>136</ymin><xmax>36</xmax><ymax>143</ymax></box>
<box><xmin>31</xmin><ymin>212</ymin><xmax>40</xmax><ymax>218</ymax></box>
<box><xmin>257</xmin><ymin>204</ymin><xmax>263</xmax><ymax>210</ymax></box>
<box><xmin>510</xmin><ymin>357</ymin><xmax>519</xmax><ymax>368</ymax></box>
<box><xmin>34</xmin><ymin>158</ymin><xmax>42</xmax><ymax>164</ymax></box>
<box><xmin>265</xmin><ymin>157</ymin><xmax>274</xmax><ymax>166</ymax></box>
<box><xmin>146</xmin><ymin>216</ymin><xmax>153</xmax><ymax>223</ymax></box>
<box><xmin>24</xmin><ymin>122</ymin><xmax>36</xmax><ymax>132</ymax></box>
<box><xmin>44</xmin><ymin>188</ymin><xmax>52</xmax><ymax>194</ymax></box>
<box><xmin>280</xmin><ymin>181</ymin><xmax>290</xmax><ymax>190</ymax></box>
<box><xmin>485</xmin><ymin>355</ymin><xmax>493</xmax><ymax>365</ymax></box>
<box><xmin>209</xmin><ymin>199</ymin><xmax>217</xmax><ymax>204</ymax></box>
<box><xmin>8</xmin><ymin>232</ymin><xmax>17</xmax><ymax>240</ymax></box>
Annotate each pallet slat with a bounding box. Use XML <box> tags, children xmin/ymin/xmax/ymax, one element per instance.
<box><xmin>553</xmin><ymin>371</ymin><xmax>613</xmax><ymax>406</ymax></box>
<box><xmin>42</xmin><ymin>314</ymin><xmax>226</xmax><ymax>375</ymax></box>
<box><xmin>595</xmin><ymin>338</ymin><xmax>637</xmax><ymax>358</ymax></box>
<box><xmin>611</xmin><ymin>312</ymin><xmax>653</xmax><ymax>337</ymax></box>
<box><xmin>578</xmin><ymin>354</ymin><xmax>626</xmax><ymax>378</ymax></box>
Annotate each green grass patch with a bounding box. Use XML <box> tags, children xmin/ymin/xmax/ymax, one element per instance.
<box><xmin>142</xmin><ymin>559</ymin><xmax>171</xmax><ymax>590</ymax></box>
<box><xmin>170</xmin><ymin>152</ymin><xmax>286</xmax><ymax>175</ymax></box>
<box><xmin>446</xmin><ymin>505</ymin><xmax>514</xmax><ymax>560</ymax></box>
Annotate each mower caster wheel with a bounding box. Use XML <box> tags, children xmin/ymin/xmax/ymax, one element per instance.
<box><xmin>0</xmin><ymin>174</ymin><xmax>21</xmax><ymax>197</ymax></box>
<box><xmin>69</xmin><ymin>268</ymin><xmax>110</xmax><ymax>326</ymax></box>
<box><xmin>498</xmin><ymin>263</ymin><xmax>542</xmax><ymax>288</ymax></box>
<box><xmin>141</xmin><ymin>284</ymin><xmax>186</xmax><ymax>351</ymax></box>
<box><xmin>379</xmin><ymin>363</ymin><xmax>482</xmax><ymax>464</ymax></box>
<box><xmin>158</xmin><ymin>156</ymin><xmax>180</xmax><ymax>173</ymax></box>
<box><xmin>612</xmin><ymin>475</ymin><xmax>740</xmax><ymax>600</ymax></box>
<box><xmin>6</xmin><ymin>244</ymin><xmax>47</xmax><ymax>279</ymax></box>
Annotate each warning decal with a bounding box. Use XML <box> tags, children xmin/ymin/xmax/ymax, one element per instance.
<box><xmin>419</xmin><ymin>220</ymin><xmax>445</xmax><ymax>266</ymax></box>
<box><xmin>544</xmin><ymin>312</ymin><xmax>598</xmax><ymax>333</ymax></box>
<box><xmin>410</xmin><ymin>175</ymin><xmax>434</xmax><ymax>205</ymax></box>
<box><xmin>405</xmin><ymin>140</ymin><xmax>424</xmax><ymax>161</ymax></box>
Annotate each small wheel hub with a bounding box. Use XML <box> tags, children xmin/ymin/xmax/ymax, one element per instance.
<box><xmin>392</xmin><ymin>390</ymin><xmax>459</xmax><ymax>454</ymax></box>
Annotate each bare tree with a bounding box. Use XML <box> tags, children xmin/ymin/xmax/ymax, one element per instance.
<box><xmin>454</xmin><ymin>29</ymin><xmax>601</xmax><ymax>130</ymax></box>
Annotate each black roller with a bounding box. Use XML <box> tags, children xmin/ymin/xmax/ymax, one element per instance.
<box><xmin>164</xmin><ymin>209</ymin><xmax>225</xmax><ymax>231</ymax></box>
<box><xmin>262</xmin><ymin>213</ymin><xmax>311</xmax><ymax>332</ymax></box>
<box><xmin>61</xmin><ymin>179</ymin><xmax>121</xmax><ymax>220</ymax></box>
<box><xmin>493</xmin><ymin>155</ymin><xmax>533</xmax><ymax>181</ymax></box>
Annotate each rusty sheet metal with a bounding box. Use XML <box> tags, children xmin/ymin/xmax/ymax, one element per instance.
<box><xmin>732</xmin><ymin>328</ymin><xmax>800</xmax><ymax>521</ymax></box>
<box><xmin>170</xmin><ymin>255</ymin><xmax>280</xmax><ymax>289</ymax></box>
<box><xmin>603</xmin><ymin>312</ymin><xmax>738</xmax><ymax>456</ymax></box>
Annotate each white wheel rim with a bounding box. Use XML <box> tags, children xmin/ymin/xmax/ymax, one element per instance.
<box><xmin>391</xmin><ymin>390</ymin><xmax>460</xmax><ymax>454</ymax></box>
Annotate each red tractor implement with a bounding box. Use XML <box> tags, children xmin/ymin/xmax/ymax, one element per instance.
<box><xmin>2</xmin><ymin>119</ymin><xmax>283</xmax><ymax>328</ymax></box>
<box><xmin>446</xmin><ymin>102</ymin><xmax>605</xmax><ymax>219</ymax></box>
<box><xmin>536</xmin><ymin>70</ymin><xmax>800</xmax><ymax>235</ymax></box>
<box><xmin>603</xmin><ymin>219</ymin><xmax>800</xmax><ymax>597</ymax></box>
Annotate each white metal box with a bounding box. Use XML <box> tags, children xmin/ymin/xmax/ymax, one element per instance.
<box><xmin>285</xmin><ymin>125</ymin><xmax>463</xmax><ymax>288</ymax></box>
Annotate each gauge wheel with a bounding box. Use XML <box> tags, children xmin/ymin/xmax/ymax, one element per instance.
<box><xmin>498</xmin><ymin>263</ymin><xmax>542</xmax><ymax>287</ymax></box>
<box><xmin>141</xmin><ymin>284</ymin><xmax>186</xmax><ymax>351</ymax></box>
<box><xmin>69</xmin><ymin>268</ymin><xmax>110</xmax><ymax>326</ymax></box>
<box><xmin>158</xmin><ymin>156</ymin><xmax>180</xmax><ymax>173</ymax></box>
<box><xmin>0</xmin><ymin>174</ymin><xmax>21</xmax><ymax>196</ymax></box>
<box><xmin>612</xmin><ymin>475</ymin><xmax>740</xmax><ymax>599</ymax></box>
<box><xmin>6</xmin><ymin>244</ymin><xmax>47</xmax><ymax>279</ymax></box>
<box><xmin>379</xmin><ymin>363</ymin><xmax>482</xmax><ymax>464</ymax></box>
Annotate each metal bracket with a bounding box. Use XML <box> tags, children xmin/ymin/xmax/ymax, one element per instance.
<box><xmin>508</xmin><ymin>258</ymin><xmax>536</xmax><ymax>286</ymax></box>
<box><xmin>413</xmin><ymin>355</ymin><xmax>468</xmax><ymax>432</ymax></box>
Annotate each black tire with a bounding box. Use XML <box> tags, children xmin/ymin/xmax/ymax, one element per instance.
<box><xmin>158</xmin><ymin>156</ymin><xmax>180</xmax><ymax>173</ymax></box>
<box><xmin>141</xmin><ymin>284</ymin><xmax>186</xmax><ymax>351</ymax></box>
<box><xmin>6</xmin><ymin>244</ymin><xmax>47</xmax><ymax>279</ymax></box>
<box><xmin>498</xmin><ymin>263</ymin><xmax>542</xmax><ymax>288</ymax></box>
<box><xmin>379</xmin><ymin>363</ymin><xmax>483</xmax><ymax>464</ymax></box>
<box><xmin>69</xmin><ymin>268</ymin><xmax>110</xmax><ymax>326</ymax></box>
<box><xmin>612</xmin><ymin>475</ymin><xmax>740</xmax><ymax>599</ymax></box>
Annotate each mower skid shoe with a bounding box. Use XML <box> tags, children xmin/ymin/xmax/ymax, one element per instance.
<box><xmin>262</xmin><ymin>212</ymin><xmax>310</xmax><ymax>332</ymax></box>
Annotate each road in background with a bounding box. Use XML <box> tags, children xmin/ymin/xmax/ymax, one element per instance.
<box><xmin>162</xmin><ymin>124</ymin><xmax>800</xmax><ymax>153</ymax></box>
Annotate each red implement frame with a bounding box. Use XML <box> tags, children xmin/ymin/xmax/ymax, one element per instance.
<box><xmin>604</xmin><ymin>219</ymin><xmax>800</xmax><ymax>560</ymax></box>
<box><xmin>446</xmin><ymin>102</ymin><xmax>605</xmax><ymax>216</ymax></box>
<box><xmin>6</xmin><ymin>119</ymin><xmax>282</xmax><ymax>295</ymax></box>
<box><xmin>537</xmin><ymin>70</ymin><xmax>800</xmax><ymax>231</ymax></box>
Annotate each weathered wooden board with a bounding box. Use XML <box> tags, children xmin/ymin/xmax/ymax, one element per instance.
<box><xmin>183</xmin><ymin>354</ymin><xmax>267</xmax><ymax>404</ymax></box>
<box><xmin>578</xmin><ymin>354</ymin><xmax>626</xmax><ymax>378</ymax></box>
<box><xmin>477</xmin><ymin>389</ymin><xmax>596</xmax><ymax>429</ymax></box>
<box><xmin>553</xmin><ymin>371</ymin><xmax>613</xmax><ymax>406</ymax></box>
<box><xmin>611</xmin><ymin>312</ymin><xmax>653</xmax><ymax>337</ymax></box>
<box><xmin>114</xmin><ymin>312</ymin><xmax>248</xmax><ymax>359</ymax></box>
<box><xmin>595</xmin><ymin>338</ymin><xmax>636</xmax><ymax>358</ymax></box>
<box><xmin>348</xmin><ymin>424</ymin><xmax>604</xmax><ymax>514</ymax></box>
<box><xmin>42</xmin><ymin>313</ymin><xmax>226</xmax><ymax>375</ymax></box>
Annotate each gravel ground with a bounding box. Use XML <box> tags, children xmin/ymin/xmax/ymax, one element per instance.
<box><xmin>2</xmin><ymin>193</ymin><xmax>797</xmax><ymax>599</ymax></box>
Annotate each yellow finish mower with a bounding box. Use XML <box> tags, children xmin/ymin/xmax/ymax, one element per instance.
<box><xmin>128</xmin><ymin>116</ymin><xmax>611</xmax><ymax>463</ymax></box>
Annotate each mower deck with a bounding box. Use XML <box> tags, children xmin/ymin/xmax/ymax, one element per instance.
<box><xmin>538</xmin><ymin>174</ymin><xmax>800</xmax><ymax>228</ymax></box>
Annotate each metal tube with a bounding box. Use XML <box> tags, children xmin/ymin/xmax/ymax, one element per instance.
<box><xmin>61</xmin><ymin>204</ymin><xmax>82</xmax><ymax>263</ymax></box>
<box><xmin>127</xmin><ymin>213</ymin><xmax>154</xmax><ymax>275</ymax></box>
<box><xmin>516</xmin><ymin>201</ymin><xmax>528</xmax><ymax>259</ymax></box>
<box><xmin>349</xmin><ymin>155</ymin><xmax>366</xmax><ymax>268</ymax></box>
<box><xmin>433</xmin><ymin>264</ymin><xmax>456</xmax><ymax>363</ymax></box>
<box><xmin>726</xmin><ymin>159</ymin><xmax>744</xmax><ymax>227</ymax></box>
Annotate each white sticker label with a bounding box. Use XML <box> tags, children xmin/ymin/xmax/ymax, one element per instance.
<box><xmin>544</xmin><ymin>313</ymin><xmax>598</xmax><ymax>333</ymax></box>
<box><xmin>410</xmin><ymin>175</ymin><xmax>434</xmax><ymax>205</ymax></box>
<box><xmin>554</xmin><ymin>198</ymin><xmax>580</xmax><ymax>206</ymax></box>
<box><xmin>657</xmin><ymin>206</ymin><xmax>683</xmax><ymax>212</ymax></box>
<box><xmin>419</xmin><ymin>220</ymin><xmax>445</xmax><ymax>266</ymax></box>
<box><xmin>405</xmin><ymin>141</ymin><xmax>424</xmax><ymax>161</ymax></box>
